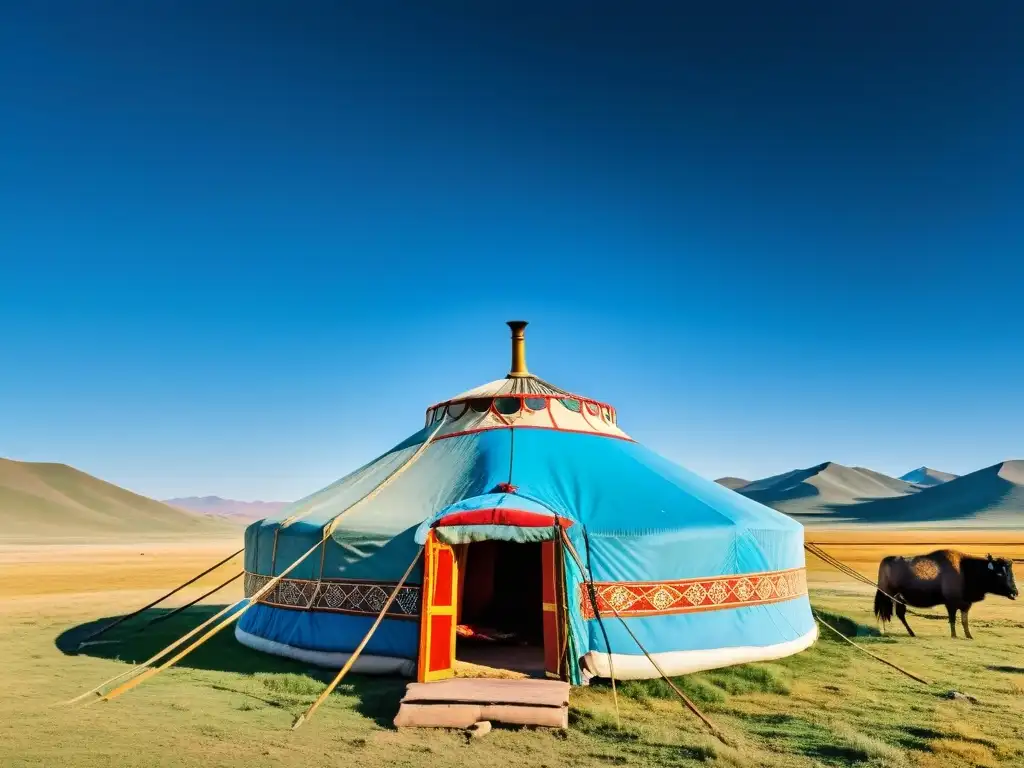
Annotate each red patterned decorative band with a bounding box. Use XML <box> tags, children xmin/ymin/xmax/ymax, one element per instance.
<box><xmin>579</xmin><ymin>567</ymin><xmax>807</xmax><ymax>619</ymax></box>
<box><xmin>435</xmin><ymin>508</ymin><xmax>573</xmax><ymax>528</ymax></box>
<box><xmin>244</xmin><ymin>572</ymin><xmax>420</xmax><ymax>619</ymax></box>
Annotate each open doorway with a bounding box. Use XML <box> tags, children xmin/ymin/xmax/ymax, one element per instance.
<box><xmin>456</xmin><ymin>540</ymin><xmax>546</xmax><ymax>678</ymax></box>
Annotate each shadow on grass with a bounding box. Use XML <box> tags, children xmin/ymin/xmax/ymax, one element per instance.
<box><xmin>988</xmin><ymin>665</ymin><xmax>1024</xmax><ymax>674</ymax></box>
<box><xmin>892</xmin><ymin>725</ymin><xmax>946</xmax><ymax>751</ymax></box>
<box><xmin>738</xmin><ymin>712</ymin><xmax>876</xmax><ymax>766</ymax></box>
<box><xmin>55</xmin><ymin>606</ymin><xmax>407</xmax><ymax>727</ymax></box>
<box><xmin>813</xmin><ymin>608</ymin><xmax>882</xmax><ymax>638</ymax></box>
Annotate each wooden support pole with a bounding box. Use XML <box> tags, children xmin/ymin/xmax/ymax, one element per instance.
<box><xmin>98</xmin><ymin>536</ymin><xmax>328</xmax><ymax>702</ymax></box>
<box><xmin>77</xmin><ymin>418</ymin><xmax>449</xmax><ymax>705</ymax></box>
<box><xmin>292</xmin><ymin>549</ymin><xmax>423</xmax><ymax>729</ymax></box>
<box><xmin>559</xmin><ymin>530</ymin><xmax>620</xmax><ymax>728</ymax></box>
<box><xmin>611</xmin><ymin>611</ymin><xmax>723</xmax><ymax>737</ymax></box>
<box><xmin>64</xmin><ymin>598</ymin><xmax>246</xmax><ymax>705</ymax></box>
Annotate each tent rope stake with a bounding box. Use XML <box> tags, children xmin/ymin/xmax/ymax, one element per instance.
<box><xmin>292</xmin><ymin>548</ymin><xmax>423</xmax><ymax>730</ymax></box>
<box><xmin>71</xmin><ymin>418</ymin><xmax>448</xmax><ymax>705</ymax></box>
<box><xmin>75</xmin><ymin>548</ymin><xmax>243</xmax><ymax>649</ymax></box>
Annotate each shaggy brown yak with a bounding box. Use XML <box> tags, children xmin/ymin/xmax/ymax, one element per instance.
<box><xmin>873</xmin><ymin>551</ymin><xmax>1017</xmax><ymax>639</ymax></box>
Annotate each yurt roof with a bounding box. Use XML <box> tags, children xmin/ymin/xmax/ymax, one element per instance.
<box><xmin>422</xmin><ymin>321</ymin><xmax>625</xmax><ymax>439</ymax></box>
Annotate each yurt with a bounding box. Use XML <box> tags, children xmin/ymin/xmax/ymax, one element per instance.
<box><xmin>238</xmin><ymin>322</ymin><xmax>817</xmax><ymax>684</ymax></box>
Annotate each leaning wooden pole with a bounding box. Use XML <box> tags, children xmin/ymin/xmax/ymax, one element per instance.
<box><xmin>292</xmin><ymin>548</ymin><xmax>423</xmax><ymax>729</ymax></box>
<box><xmin>560</xmin><ymin>530</ymin><xmax>620</xmax><ymax>728</ymax></box>
<box><xmin>76</xmin><ymin>548</ymin><xmax>243</xmax><ymax>649</ymax></box>
<box><xmin>99</xmin><ymin>529</ymin><xmax>347</xmax><ymax>702</ymax></box>
<box><xmin>89</xmin><ymin>418</ymin><xmax>447</xmax><ymax>704</ymax></box>
<box><xmin>100</xmin><ymin>601</ymin><xmax>255</xmax><ymax>701</ymax></box>
<box><xmin>63</xmin><ymin>599</ymin><xmax>247</xmax><ymax>705</ymax></box>
<box><xmin>611</xmin><ymin>610</ymin><xmax>723</xmax><ymax>737</ymax></box>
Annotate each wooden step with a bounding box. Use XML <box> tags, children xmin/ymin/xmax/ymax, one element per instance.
<box><xmin>394</xmin><ymin>678</ymin><xmax>570</xmax><ymax>729</ymax></box>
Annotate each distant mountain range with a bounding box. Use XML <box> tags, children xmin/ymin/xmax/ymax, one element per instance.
<box><xmin>717</xmin><ymin>461</ymin><xmax>1023</xmax><ymax>527</ymax></box>
<box><xmin>4</xmin><ymin>452</ymin><xmax>1019</xmax><ymax>543</ymax></box>
<box><xmin>164</xmin><ymin>496</ymin><xmax>289</xmax><ymax>522</ymax></box>
<box><xmin>0</xmin><ymin>458</ymin><xmax>237</xmax><ymax>541</ymax></box>
<box><xmin>899</xmin><ymin>466</ymin><xmax>959</xmax><ymax>487</ymax></box>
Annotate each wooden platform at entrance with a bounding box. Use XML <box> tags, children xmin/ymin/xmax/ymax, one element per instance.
<box><xmin>393</xmin><ymin>679</ymin><xmax>570</xmax><ymax>729</ymax></box>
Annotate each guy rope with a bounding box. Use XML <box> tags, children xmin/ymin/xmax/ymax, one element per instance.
<box><xmin>804</xmin><ymin>542</ymin><xmax>944</xmax><ymax>619</ymax></box>
<box><xmin>125</xmin><ymin>571</ymin><xmax>244</xmax><ymax>636</ymax></box>
<box><xmin>803</xmin><ymin>542</ymin><xmax>933</xmax><ymax>685</ymax></box>
<box><xmin>560</xmin><ymin>528</ymin><xmax>728</xmax><ymax>741</ymax></box>
<box><xmin>812</xmin><ymin>610</ymin><xmax>929</xmax><ymax>685</ymax></box>
<box><xmin>68</xmin><ymin>418</ymin><xmax>447</xmax><ymax>705</ymax></box>
<box><xmin>75</xmin><ymin>548</ymin><xmax>243</xmax><ymax>649</ymax></box>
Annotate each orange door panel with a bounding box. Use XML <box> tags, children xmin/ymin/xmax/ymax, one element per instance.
<box><xmin>417</xmin><ymin>532</ymin><xmax>458</xmax><ymax>682</ymax></box>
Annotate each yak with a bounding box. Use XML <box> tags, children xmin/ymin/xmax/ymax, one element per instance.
<box><xmin>873</xmin><ymin>550</ymin><xmax>1017</xmax><ymax>639</ymax></box>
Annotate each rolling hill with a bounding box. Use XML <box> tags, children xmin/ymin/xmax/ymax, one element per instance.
<box><xmin>739</xmin><ymin>461</ymin><xmax>917</xmax><ymax>505</ymax></box>
<box><xmin>899</xmin><ymin>466</ymin><xmax>958</xmax><ymax>487</ymax></box>
<box><xmin>0</xmin><ymin>458</ymin><xmax>239</xmax><ymax>541</ymax></box>
<box><xmin>725</xmin><ymin>459</ymin><xmax>1024</xmax><ymax>527</ymax></box>
<box><xmin>714</xmin><ymin>477</ymin><xmax>750</xmax><ymax>490</ymax></box>
<box><xmin>835</xmin><ymin>461</ymin><xmax>1024</xmax><ymax>527</ymax></box>
<box><xmin>734</xmin><ymin>461</ymin><xmax>921</xmax><ymax>522</ymax></box>
<box><xmin>165</xmin><ymin>496</ymin><xmax>288</xmax><ymax>522</ymax></box>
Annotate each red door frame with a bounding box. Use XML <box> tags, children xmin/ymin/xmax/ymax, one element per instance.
<box><xmin>417</xmin><ymin>531</ymin><xmax>459</xmax><ymax>682</ymax></box>
<box><xmin>541</xmin><ymin>538</ymin><xmax>568</xmax><ymax>680</ymax></box>
<box><xmin>417</xmin><ymin>529</ymin><xmax>569</xmax><ymax>682</ymax></box>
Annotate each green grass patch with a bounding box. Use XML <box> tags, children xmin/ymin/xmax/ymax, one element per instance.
<box><xmin>6</xmin><ymin>542</ymin><xmax>1024</xmax><ymax>768</ymax></box>
<box><xmin>615</xmin><ymin>663</ymin><xmax>789</xmax><ymax>707</ymax></box>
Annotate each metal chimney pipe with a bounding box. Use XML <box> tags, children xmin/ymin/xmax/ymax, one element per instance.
<box><xmin>506</xmin><ymin>321</ymin><xmax>529</xmax><ymax>378</ymax></box>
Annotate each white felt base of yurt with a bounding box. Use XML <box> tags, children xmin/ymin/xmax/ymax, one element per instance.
<box><xmin>580</xmin><ymin>624</ymin><xmax>818</xmax><ymax>681</ymax></box>
<box><xmin>235</xmin><ymin>626</ymin><xmax>417</xmax><ymax>677</ymax></box>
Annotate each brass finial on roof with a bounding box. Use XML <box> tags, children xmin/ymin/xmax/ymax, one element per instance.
<box><xmin>506</xmin><ymin>320</ymin><xmax>530</xmax><ymax>378</ymax></box>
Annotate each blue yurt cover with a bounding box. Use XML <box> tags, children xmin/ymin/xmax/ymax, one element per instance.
<box><xmin>237</xmin><ymin>323</ymin><xmax>816</xmax><ymax>683</ymax></box>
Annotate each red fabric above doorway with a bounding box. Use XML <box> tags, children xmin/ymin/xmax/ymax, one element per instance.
<box><xmin>434</xmin><ymin>507</ymin><xmax>573</xmax><ymax>528</ymax></box>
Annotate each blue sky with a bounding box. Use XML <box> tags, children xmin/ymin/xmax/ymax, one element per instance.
<box><xmin>1</xmin><ymin>2</ymin><xmax>1021</xmax><ymax>500</ymax></box>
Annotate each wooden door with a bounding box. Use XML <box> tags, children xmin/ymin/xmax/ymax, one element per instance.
<box><xmin>417</xmin><ymin>532</ymin><xmax>459</xmax><ymax>682</ymax></box>
<box><xmin>541</xmin><ymin>539</ymin><xmax>567</xmax><ymax>680</ymax></box>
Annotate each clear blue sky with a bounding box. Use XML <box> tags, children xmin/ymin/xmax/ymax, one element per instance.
<box><xmin>1</xmin><ymin>2</ymin><xmax>1021</xmax><ymax>501</ymax></box>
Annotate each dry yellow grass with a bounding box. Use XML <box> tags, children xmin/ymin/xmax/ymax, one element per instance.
<box><xmin>1</xmin><ymin>530</ymin><xmax>1022</xmax><ymax>767</ymax></box>
<box><xmin>804</xmin><ymin>529</ymin><xmax>1024</xmax><ymax>588</ymax></box>
<box><xmin>452</xmin><ymin>661</ymin><xmax>528</xmax><ymax>679</ymax></box>
<box><xmin>0</xmin><ymin>542</ymin><xmax>244</xmax><ymax>598</ymax></box>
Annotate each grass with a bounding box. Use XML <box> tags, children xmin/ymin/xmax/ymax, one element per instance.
<box><xmin>1</xmin><ymin>533</ymin><xmax>1023</xmax><ymax>766</ymax></box>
